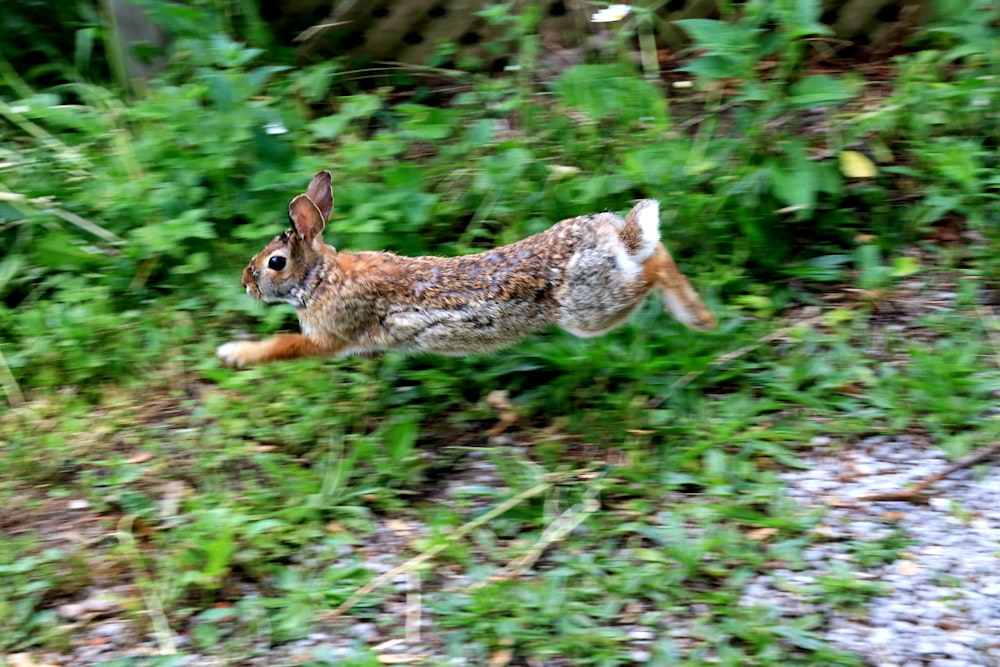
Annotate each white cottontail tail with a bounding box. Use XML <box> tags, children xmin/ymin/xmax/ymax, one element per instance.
<box><xmin>217</xmin><ymin>170</ymin><xmax>714</xmax><ymax>368</ymax></box>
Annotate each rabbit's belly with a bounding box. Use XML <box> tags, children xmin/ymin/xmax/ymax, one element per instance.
<box><xmin>381</xmin><ymin>301</ymin><xmax>551</xmax><ymax>354</ymax></box>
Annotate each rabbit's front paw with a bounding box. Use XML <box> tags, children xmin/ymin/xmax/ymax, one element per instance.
<box><xmin>217</xmin><ymin>340</ymin><xmax>259</xmax><ymax>368</ymax></box>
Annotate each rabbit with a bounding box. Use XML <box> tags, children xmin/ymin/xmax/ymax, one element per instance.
<box><xmin>217</xmin><ymin>170</ymin><xmax>715</xmax><ymax>368</ymax></box>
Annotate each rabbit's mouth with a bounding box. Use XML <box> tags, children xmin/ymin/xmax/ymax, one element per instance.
<box><xmin>245</xmin><ymin>283</ymin><xmax>263</xmax><ymax>300</ymax></box>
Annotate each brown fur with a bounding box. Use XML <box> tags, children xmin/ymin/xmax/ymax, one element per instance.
<box><xmin>217</xmin><ymin>171</ymin><xmax>715</xmax><ymax>368</ymax></box>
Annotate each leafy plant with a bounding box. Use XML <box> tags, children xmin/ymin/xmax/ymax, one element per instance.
<box><xmin>0</xmin><ymin>544</ymin><xmax>77</xmax><ymax>651</ymax></box>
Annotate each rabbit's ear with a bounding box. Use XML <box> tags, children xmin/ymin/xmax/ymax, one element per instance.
<box><xmin>289</xmin><ymin>194</ymin><xmax>326</xmax><ymax>244</ymax></box>
<box><xmin>304</xmin><ymin>170</ymin><xmax>334</xmax><ymax>222</ymax></box>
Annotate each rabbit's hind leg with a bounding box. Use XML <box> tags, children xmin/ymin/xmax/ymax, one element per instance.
<box><xmin>642</xmin><ymin>244</ymin><xmax>716</xmax><ymax>331</ymax></box>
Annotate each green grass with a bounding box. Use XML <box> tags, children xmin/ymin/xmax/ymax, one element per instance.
<box><xmin>3</xmin><ymin>276</ymin><xmax>998</xmax><ymax>664</ymax></box>
<box><xmin>3</xmin><ymin>0</ymin><xmax>1000</xmax><ymax>663</ymax></box>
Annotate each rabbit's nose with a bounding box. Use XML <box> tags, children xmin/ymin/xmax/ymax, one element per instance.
<box><xmin>241</xmin><ymin>265</ymin><xmax>253</xmax><ymax>286</ymax></box>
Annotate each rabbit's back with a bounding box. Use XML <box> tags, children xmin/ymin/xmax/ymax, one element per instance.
<box><xmin>313</xmin><ymin>211</ymin><xmax>658</xmax><ymax>354</ymax></box>
<box><xmin>340</xmin><ymin>222</ymin><xmax>580</xmax><ymax>354</ymax></box>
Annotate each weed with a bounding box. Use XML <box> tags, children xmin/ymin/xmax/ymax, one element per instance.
<box><xmin>2</xmin><ymin>0</ymin><xmax>1000</xmax><ymax>664</ymax></box>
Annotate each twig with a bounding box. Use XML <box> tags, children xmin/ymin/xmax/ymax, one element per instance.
<box><xmin>859</xmin><ymin>440</ymin><xmax>1000</xmax><ymax>503</ymax></box>
<box><xmin>675</xmin><ymin>99</ymin><xmax>743</xmax><ymax>131</ymax></box>
<box><xmin>0</xmin><ymin>190</ymin><xmax>125</xmax><ymax>245</ymax></box>
<box><xmin>318</xmin><ymin>470</ymin><xmax>585</xmax><ymax>621</ymax></box>
<box><xmin>115</xmin><ymin>515</ymin><xmax>177</xmax><ymax>655</ymax></box>
<box><xmin>471</xmin><ymin>478</ymin><xmax>605</xmax><ymax>588</ymax></box>
<box><xmin>405</xmin><ymin>570</ymin><xmax>421</xmax><ymax>644</ymax></box>
<box><xmin>46</xmin><ymin>206</ymin><xmax>125</xmax><ymax>245</ymax></box>
<box><xmin>293</xmin><ymin>21</ymin><xmax>350</xmax><ymax>42</ymax></box>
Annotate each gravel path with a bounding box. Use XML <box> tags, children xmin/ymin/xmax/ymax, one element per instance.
<box><xmin>22</xmin><ymin>435</ymin><xmax>1000</xmax><ymax>666</ymax></box>
<box><xmin>741</xmin><ymin>435</ymin><xmax>1000</xmax><ymax>667</ymax></box>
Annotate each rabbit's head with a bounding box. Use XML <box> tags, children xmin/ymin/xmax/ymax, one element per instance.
<box><xmin>242</xmin><ymin>170</ymin><xmax>334</xmax><ymax>306</ymax></box>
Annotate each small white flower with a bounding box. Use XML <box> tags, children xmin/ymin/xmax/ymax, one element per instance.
<box><xmin>264</xmin><ymin>120</ymin><xmax>288</xmax><ymax>135</ymax></box>
<box><xmin>548</xmin><ymin>164</ymin><xmax>581</xmax><ymax>179</ymax></box>
<box><xmin>591</xmin><ymin>3</ymin><xmax>631</xmax><ymax>23</ymax></box>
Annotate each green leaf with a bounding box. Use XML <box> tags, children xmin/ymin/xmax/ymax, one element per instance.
<box><xmin>397</xmin><ymin>104</ymin><xmax>457</xmax><ymax>140</ymax></box>
<box><xmin>0</xmin><ymin>256</ymin><xmax>25</xmax><ymax>295</ymax></box>
<box><xmin>890</xmin><ymin>256</ymin><xmax>921</xmax><ymax>278</ymax></box>
<box><xmin>681</xmin><ymin>54</ymin><xmax>750</xmax><ymax>81</ymax></box>
<box><xmin>33</xmin><ymin>232</ymin><xmax>105</xmax><ymax>269</ymax></box>
<box><xmin>779</xmin><ymin>0</ymin><xmax>831</xmax><ymax>37</ymax></box>
<box><xmin>771</xmin><ymin>148</ymin><xmax>818</xmax><ymax>209</ymax></box>
<box><xmin>309</xmin><ymin>94</ymin><xmax>382</xmax><ymax>140</ymax></box>
<box><xmin>556</xmin><ymin>64</ymin><xmax>666</xmax><ymax>123</ymax></box>
<box><xmin>675</xmin><ymin>19</ymin><xmax>761</xmax><ymax>50</ymax></box>
<box><xmin>788</xmin><ymin>75</ymin><xmax>856</xmax><ymax>107</ymax></box>
<box><xmin>74</xmin><ymin>26</ymin><xmax>96</xmax><ymax>73</ymax></box>
<box><xmin>772</xmin><ymin>623</ymin><xmax>827</xmax><ymax>650</ymax></box>
<box><xmin>634</xmin><ymin>547</ymin><xmax>673</xmax><ymax>564</ymax></box>
<box><xmin>246</xmin><ymin>65</ymin><xmax>292</xmax><ymax>92</ymax></box>
<box><xmin>784</xmin><ymin>254</ymin><xmax>852</xmax><ymax>282</ymax></box>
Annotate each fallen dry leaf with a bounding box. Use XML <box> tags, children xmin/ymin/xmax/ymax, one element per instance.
<box><xmin>376</xmin><ymin>655</ymin><xmax>424</xmax><ymax>664</ymax></box>
<box><xmin>386</xmin><ymin>519</ymin><xmax>414</xmax><ymax>532</ymax></box>
<box><xmin>814</xmin><ymin>524</ymin><xmax>836</xmax><ymax>537</ymax></box>
<box><xmin>5</xmin><ymin>654</ymin><xmax>60</xmax><ymax>667</ymax></box>
<box><xmin>839</xmin><ymin>150</ymin><xmax>878</xmax><ymax>178</ymax></box>
<box><xmin>80</xmin><ymin>637</ymin><xmax>111</xmax><ymax>647</ymax></box>
<box><xmin>159</xmin><ymin>480</ymin><xmax>188</xmax><ymax>519</ymax></box>
<box><xmin>489</xmin><ymin>649</ymin><xmax>514</xmax><ymax>667</ymax></box>
<box><xmin>127</xmin><ymin>452</ymin><xmax>154</xmax><ymax>464</ymax></box>
<box><xmin>747</xmin><ymin>527</ymin><xmax>779</xmax><ymax>541</ymax></box>
<box><xmin>486</xmin><ymin>389</ymin><xmax>517</xmax><ymax>435</ymax></box>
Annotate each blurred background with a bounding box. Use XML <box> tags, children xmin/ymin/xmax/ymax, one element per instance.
<box><xmin>2</xmin><ymin>2</ymin><xmax>1000</xmax><ymax>665</ymax></box>
<box><xmin>1</xmin><ymin>0</ymin><xmax>996</xmax><ymax>392</ymax></box>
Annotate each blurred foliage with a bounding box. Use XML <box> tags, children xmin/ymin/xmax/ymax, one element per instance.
<box><xmin>0</xmin><ymin>0</ymin><xmax>107</xmax><ymax>87</ymax></box>
<box><xmin>4</xmin><ymin>3</ymin><xmax>1000</xmax><ymax>664</ymax></box>
<box><xmin>0</xmin><ymin>0</ymin><xmax>998</xmax><ymax>389</ymax></box>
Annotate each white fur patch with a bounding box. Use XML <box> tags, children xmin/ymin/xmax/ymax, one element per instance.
<box><xmin>612</xmin><ymin>244</ymin><xmax>643</xmax><ymax>281</ymax></box>
<box><xmin>634</xmin><ymin>200</ymin><xmax>660</xmax><ymax>259</ymax></box>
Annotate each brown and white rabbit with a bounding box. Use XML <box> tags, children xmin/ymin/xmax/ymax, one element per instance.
<box><xmin>217</xmin><ymin>170</ymin><xmax>714</xmax><ymax>368</ymax></box>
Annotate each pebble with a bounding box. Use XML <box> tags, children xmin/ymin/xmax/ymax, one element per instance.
<box><xmin>91</xmin><ymin>621</ymin><xmax>128</xmax><ymax>641</ymax></box>
<box><xmin>57</xmin><ymin>602</ymin><xmax>85</xmax><ymax>619</ymax></box>
<box><xmin>350</xmin><ymin>622</ymin><xmax>379</xmax><ymax>642</ymax></box>
<box><xmin>627</xmin><ymin>627</ymin><xmax>655</xmax><ymax>641</ymax></box>
<box><xmin>57</xmin><ymin>591</ymin><xmax>122</xmax><ymax>620</ymax></box>
<box><xmin>74</xmin><ymin>646</ymin><xmax>109</xmax><ymax>663</ymax></box>
<box><xmin>740</xmin><ymin>438</ymin><xmax>1000</xmax><ymax>666</ymax></box>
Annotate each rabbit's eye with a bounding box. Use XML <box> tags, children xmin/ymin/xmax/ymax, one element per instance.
<box><xmin>268</xmin><ymin>256</ymin><xmax>287</xmax><ymax>271</ymax></box>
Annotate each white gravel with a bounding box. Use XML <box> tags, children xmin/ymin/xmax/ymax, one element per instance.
<box><xmin>740</xmin><ymin>435</ymin><xmax>1000</xmax><ymax>667</ymax></box>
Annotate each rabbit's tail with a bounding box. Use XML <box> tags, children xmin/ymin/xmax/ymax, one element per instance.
<box><xmin>620</xmin><ymin>200</ymin><xmax>662</xmax><ymax>263</ymax></box>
